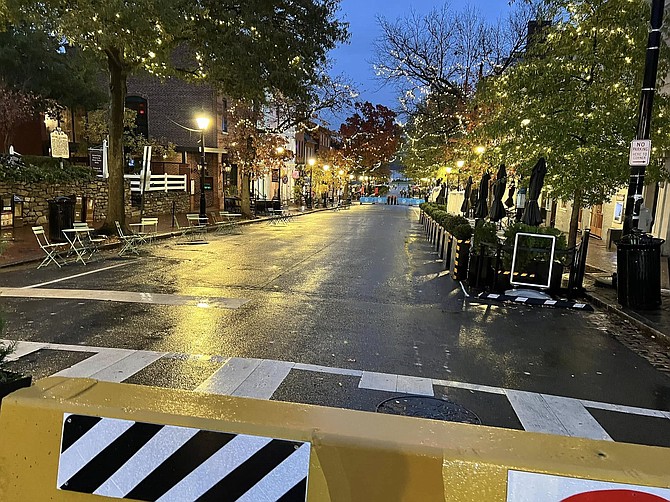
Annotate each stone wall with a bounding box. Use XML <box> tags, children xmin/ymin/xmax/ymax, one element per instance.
<box><xmin>0</xmin><ymin>179</ymin><xmax>133</xmax><ymax>225</ymax></box>
<box><xmin>0</xmin><ymin>179</ymin><xmax>191</xmax><ymax>225</ymax></box>
<box><xmin>142</xmin><ymin>191</ymin><xmax>190</xmax><ymax>216</ymax></box>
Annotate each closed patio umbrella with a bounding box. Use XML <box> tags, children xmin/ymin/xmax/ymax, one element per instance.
<box><xmin>460</xmin><ymin>176</ymin><xmax>473</xmax><ymax>215</ymax></box>
<box><xmin>489</xmin><ymin>164</ymin><xmax>507</xmax><ymax>222</ymax></box>
<box><xmin>436</xmin><ymin>183</ymin><xmax>447</xmax><ymax>205</ymax></box>
<box><xmin>521</xmin><ymin>157</ymin><xmax>547</xmax><ymax>226</ymax></box>
<box><xmin>505</xmin><ymin>182</ymin><xmax>516</xmax><ymax>208</ymax></box>
<box><xmin>473</xmin><ymin>172</ymin><xmax>491</xmax><ymax>219</ymax></box>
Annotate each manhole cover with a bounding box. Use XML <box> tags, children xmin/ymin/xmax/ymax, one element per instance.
<box><xmin>376</xmin><ymin>396</ymin><xmax>481</xmax><ymax>424</ymax></box>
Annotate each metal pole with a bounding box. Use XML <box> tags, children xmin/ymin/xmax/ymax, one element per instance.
<box><xmin>309</xmin><ymin>166</ymin><xmax>313</xmax><ymax>209</ymax></box>
<box><xmin>623</xmin><ymin>0</ymin><xmax>665</xmax><ymax>235</ymax></box>
<box><xmin>199</xmin><ymin>129</ymin><xmax>207</xmax><ymax>219</ymax></box>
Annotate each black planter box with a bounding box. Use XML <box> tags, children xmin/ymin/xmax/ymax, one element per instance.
<box><xmin>468</xmin><ymin>254</ymin><xmax>495</xmax><ymax>289</ymax></box>
<box><xmin>451</xmin><ymin>239</ymin><xmax>470</xmax><ymax>281</ymax></box>
<box><xmin>507</xmin><ymin>261</ymin><xmax>564</xmax><ymax>292</ymax></box>
<box><xmin>0</xmin><ymin>373</ymin><xmax>32</xmax><ymax>402</ymax></box>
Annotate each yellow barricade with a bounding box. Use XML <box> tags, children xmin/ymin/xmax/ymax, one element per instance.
<box><xmin>0</xmin><ymin>377</ymin><xmax>669</xmax><ymax>501</ymax></box>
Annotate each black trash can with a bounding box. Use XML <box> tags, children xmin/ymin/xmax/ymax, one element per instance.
<box><xmin>616</xmin><ymin>232</ymin><xmax>664</xmax><ymax>309</ymax></box>
<box><xmin>48</xmin><ymin>196</ymin><xmax>75</xmax><ymax>242</ymax></box>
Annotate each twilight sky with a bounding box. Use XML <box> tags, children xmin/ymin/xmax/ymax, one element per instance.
<box><xmin>328</xmin><ymin>0</ymin><xmax>514</xmax><ymax>123</ymax></box>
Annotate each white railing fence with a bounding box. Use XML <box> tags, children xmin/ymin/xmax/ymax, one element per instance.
<box><xmin>124</xmin><ymin>173</ymin><xmax>188</xmax><ymax>193</ymax></box>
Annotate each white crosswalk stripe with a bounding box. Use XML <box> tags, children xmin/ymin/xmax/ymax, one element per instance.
<box><xmin>3</xmin><ymin>339</ymin><xmax>670</xmax><ymax>446</ymax></box>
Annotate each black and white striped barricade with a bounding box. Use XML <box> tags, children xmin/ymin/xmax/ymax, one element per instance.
<box><xmin>475</xmin><ymin>292</ymin><xmax>594</xmax><ymax>311</ymax></box>
<box><xmin>1</xmin><ymin>377</ymin><xmax>668</xmax><ymax>500</ymax></box>
<box><xmin>57</xmin><ymin>414</ymin><xmax>309</xmax><ymax>500</ymax></box>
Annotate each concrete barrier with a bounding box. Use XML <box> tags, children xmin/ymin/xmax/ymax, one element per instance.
<box><xmin>1</xmin><ymin>377</ymin><xmax>669</xmax><ymax>501</ymax></box>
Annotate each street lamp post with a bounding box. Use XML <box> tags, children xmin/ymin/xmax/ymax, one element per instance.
<box><xmin>323</xmin><ymin>164</ymin><xmax>330</xmax><ymax>206</ymax></box>
<box><xmin>307</xmin><ymin>158</ymin><xmax>315</xmax><ymax>209</ymax></box>
<box><xmin>275</xmin><ymin>146</ymin><xmax>285</xmax><ymax>207</ymax></box>
<box><xmin>195</xmin><ymin>115</ymin><xmax>211</xmax><ymax>219</ymax></box>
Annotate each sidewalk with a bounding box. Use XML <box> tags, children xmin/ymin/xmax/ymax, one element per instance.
<box><xmin>585</xmin><ymin>236</ymin><xmax>670</xmax><ymax>347</ymax></box>
<box><xmin>0</xmin><ymin>206</ymin><xmax>333</xmax><ymax>269</ymax></box>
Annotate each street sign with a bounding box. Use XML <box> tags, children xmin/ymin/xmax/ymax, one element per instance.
<box><xmin>50</xmin><ymin>130</ymin><xmax>69</xmax><ymax>159</ymax></box>
<box><xmin>507</xmin><ymin>471</ymin><xmax>670</xmax><ymax>501</ymax></box>
<box><xmin>629</xmin><ymin>139</ymin><xmax>652</xmax><ymax>166</ymax></box>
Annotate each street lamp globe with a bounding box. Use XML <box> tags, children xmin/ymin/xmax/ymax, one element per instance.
<box><xmin>338</xmin><ymin>169</ymin><xmax>344</xmax><ymax>176</ymax></box>
<box><xmin>196</xmin><ymin>115</ymin><xmax>211</xmax><ymax>131</ymax></box>
<box><xmin>474</xmin><ymin>145</ymin><xmax>486</xmax><ymax>155</ymax></box>
<box><xmin>308</xmin><ymin>158</ymin><xmax>316</xmax><ymax>167</ymax></box>
<box><xmin>323</xmin><ymin>165</ymin><xmax>330</xmax><ymax>171</ymax></box>
<box><xmin>456</xmin><ymin>160</ymin><xmax>465</xmax><ymax>169</ymax></box>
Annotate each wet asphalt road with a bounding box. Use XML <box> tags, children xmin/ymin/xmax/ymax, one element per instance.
<box><xmin>1</xmin><ymin>205</ymin><xmax>670</xmax><ymax>440</ymax></box>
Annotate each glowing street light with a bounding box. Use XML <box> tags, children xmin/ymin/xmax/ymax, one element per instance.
<box><xmin>474</xmin><ymin>145</ymin><xmax>486</xmax><ymax>155</ymax></box>
<box><xmin>456</xmin><ymin>160</ymin><xmax>465</xmax><ymax>169</ymax></box>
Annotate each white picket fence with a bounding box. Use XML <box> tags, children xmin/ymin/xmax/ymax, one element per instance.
<box><xmin>124</xmin><ymin>173</ymin><xmax>188</xmax><ymax>193</ymax></box>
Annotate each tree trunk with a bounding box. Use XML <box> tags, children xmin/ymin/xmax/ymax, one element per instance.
<box><xmin>241</xmin><ymin>171</ymin><xmax>252</xmax><ymax>218</ymax></box>
<box><xmin>102</xmin><ymin>48</ymin><xmax>127</xmax><ymax>235</ymax></box>
<box><xmin>568</xmin><ymin>194</ymin><xmax>582</xmax><ymax>249</ymax></box>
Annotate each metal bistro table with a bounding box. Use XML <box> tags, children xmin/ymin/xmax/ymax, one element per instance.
<box><xmin>268</xmin><ymin>208</ymin><xmax>292</xmax><ymax>225</ymax></box>
<box><xmin>216</xmin><ymin>212</ymin><xmax>242</xmax><ymax>234</ymax></box>
<box><xmin>62</xmin><ymin>227</ymin><xmax>95</xmax><ymax>265</ymax></box>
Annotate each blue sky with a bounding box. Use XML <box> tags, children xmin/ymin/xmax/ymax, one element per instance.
<box><xmin>328</xmin><ymin>0</ymin><xmax>513</xmax><ymax>122</ymax></box>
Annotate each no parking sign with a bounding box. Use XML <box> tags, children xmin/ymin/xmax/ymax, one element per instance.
<box><xmin>507</xmin><ymin>472</ymin><xmax>670</xmax><ymax>501</ymax></box>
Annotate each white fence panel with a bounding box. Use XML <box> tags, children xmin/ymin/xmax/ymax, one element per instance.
<box><xmin>124</xmin><ymin>174</ymin><xmax>187</xmax><ymax>193</ymax></box>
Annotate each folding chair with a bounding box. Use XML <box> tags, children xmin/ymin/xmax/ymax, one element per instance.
<box><xmin>186</xmin><ymin>214</ymin><xmax>208</xmax><ymax>241</ymax></box>
<box><xmin>140</xmin><ymin>217</ymin><xmax>159</xmax><ymax>243</ymax></box>
<box><xmin>32</xmin><ymin>226</ymin><xmax>67</xmax><ymax>269</ymax></box>
<box><xmin>115</xmin><ymin>221</ymin><xmax>141</xmax><ymax>256</ymax></box>
<box><xmin>73</xmin><ymin>222</ymin><xmax>106</xmax><ymax>259</ymax></box>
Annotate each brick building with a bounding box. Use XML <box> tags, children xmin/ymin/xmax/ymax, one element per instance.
<box><xmin>126</xmin><ymin>74</ymin><xmax>230</xmax><ymax>212</ymax></box>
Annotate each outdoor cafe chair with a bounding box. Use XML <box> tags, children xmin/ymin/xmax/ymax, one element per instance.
<box><xmin>32</xmin><ymin>225</ymin><xmax>67</xmax><ymax>269</ymax></box>
<box><xmin>186</xmin><ymin>213</ymin><xmax>208</xmax><ymax>241</ymax></box>
<box><xmin>115</xmin><ymin>221</ymin><xmax>142</xmax><ymax>256</ymax></box>
<box><xmin>139</xmin><ymin>217</ymin><xmax>159</xmax><ymax>243</ymax></box>
<box><xmin>72</xmin><ymin>222</ymin><xmax>106</xmax><ymax>259</ymax></box>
